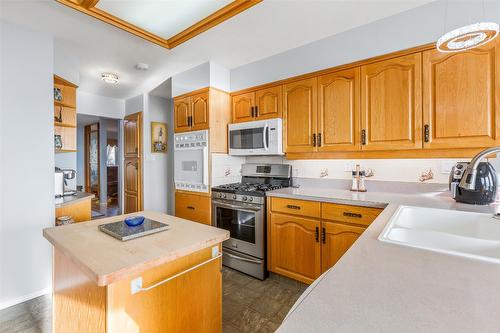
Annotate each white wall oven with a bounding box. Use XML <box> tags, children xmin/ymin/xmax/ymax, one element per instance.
<box><xmin>174</xmin><ymin>130</ymin><xmax>209</xmax><ymax>193</ymax></box>
<box><xmin>228</xmin><ymin>118</ymin><xmax>283</xmax><ymax>156</ymax></box>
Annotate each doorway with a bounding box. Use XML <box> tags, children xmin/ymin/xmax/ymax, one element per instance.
<box><xmin>124</xmin><ymin>112</ymin><xmax>143</xmax><ymax>213</ymax></box>
<box><xmin>84</xmin><ymin>123</ymin><xmax>100</xmax><ymax>198</ymax></box>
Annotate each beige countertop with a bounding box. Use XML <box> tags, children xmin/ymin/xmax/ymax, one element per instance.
<box><xmin>55</xmin><ymin>192</ymin><xmax>94</xmax><ymax>208</ymax></box>
<box><xmin>43</xmin><ymin>211</ymin><xmax>229</xmax><ymax>286</ymax></box>
<box><xmin>274</xmin><ymin>181</ymin><xmax>500</xmax><ymax>332</ymax></box>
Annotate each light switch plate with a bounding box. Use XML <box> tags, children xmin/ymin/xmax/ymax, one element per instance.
<box><xmin>440</xmin><ymin>161</ymin><xmax>456</xmax><ymax>174</ymax></box>
<box><xmin>344</xmin><ymin>161</ymin><xmax>355</xmax><ymax>172</ymax></box>
<box><xmin>131</xmin><ymin>277</ymin><xmax>142</xmax><ymax>295</ymax></box>
<box><xmin>212</xmin><ymin>246</ymin><xmax>219</xmax><ymax>258</ymax></box>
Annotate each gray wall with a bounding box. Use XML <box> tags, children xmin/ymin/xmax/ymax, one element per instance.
<box><xmin>230</xmin><ymin>0</ymin><xmax>500</xmax><ymax>91</ymax></box>
<box><xmin>0</xmin><ymin>21</ymin><xmax>54</xmax><ymax>309</ymax></box>
<box><xmin>171</xmin><ymin>62</ymin><xmax>210</xmax><ymax>97</ymax></box>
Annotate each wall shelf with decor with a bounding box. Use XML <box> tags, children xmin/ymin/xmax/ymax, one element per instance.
<box><xmin>54</xmin><ymin>75</ymin><xmax>78</xmax><ymax>153</ymax></box>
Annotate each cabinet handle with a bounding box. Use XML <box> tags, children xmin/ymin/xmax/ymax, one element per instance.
<box><xmin>424</xmin><ymin>124</ymin><xmax>430</xmax><ymax>143</ymax></box>
<box><xmin>312</xmin><ymin>133</ymin><xmax>317</xmax><ymax>147</ymax></box>
<box><xmin>317</xmin><ymin>133</ymin><xmax>322</xmax><ymax>147</ymax></box>
<box><xmin>186</xmin><ymin>206</ymin><xmax>195</xmax><ymax>210</ymax></box>
<box><xmin>322</xmin><ymin>227</ymin><xmax>326</xmax><ymax>244</ymax></box>
<box><xmin>251</xmin><ymin>106</ymin><xmax>255</xmax><ymax>118</ymax></box>
<box><xmin>188</xmin><ymin>116</ymin><xmax>193</xmax><ymax>127</ymax></box>
<box><xmin>315</xmin><ymin>226</ymin><xmax>319</xmax><ymax>242</ymax></box>
<box><xmin>361</xmin><ymin>129</ymin><xmax>366</xmax><ymax>145</ymax></box>
<box><xmin>286</xmin><ymin>204</ymin><xmax>301</xmax><ymax>210</ymax></box>
<box><xmin>343</xmin><ymin>212</ymin><xmax>362</xmax><ymax>218</ymax></box>
<box><xmin>255</xmin><ymin>106</ymin><xmax>259</xmax><ymax>118</ymax></box>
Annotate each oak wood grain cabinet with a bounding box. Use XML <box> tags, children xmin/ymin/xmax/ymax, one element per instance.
<box><xmin>360</xmin><ymin>53</ymin><xmax>423</xmax><ymax>151</ymax></box>
<box><xmin>268</xmin><ymin>212</ymin><xmax>321</xmax><ymax>284</ymax></box>
<box><xmin>422</xmin><ymin>39</ymin><xmax>500</xmax><ymax>149</ymax></box>
<box><xmin>191</xmin><ymin>91</ymin><xmax>210</xmax><ymax>130</ymax></box>
<box><xmin>283</xmin><ymin>78</ymin><xmax>318</xmax><ymax>153</ymax></box>
<box><xmin>124</xmin><ymin>112</ymin><xmax>143</xmax><ymax>213</ymax></box>
<box><xmin>174</xmin><ymin>96</ymin><xmax>191</xmax><ymax>132</ymax></box>
<box><xmin>231</xmin><ymin>85</ymin><xmax>282</xmax><ymax>123</ymax></box>
<box><xmin>321</xmin><ymin>221</ymin><xmax>366</xmax><ymax>272</ymax></box>
<box><xmin>175</xmin><ymin>191</ymin><xmax>212</xmax><ymax>225</ymax></box>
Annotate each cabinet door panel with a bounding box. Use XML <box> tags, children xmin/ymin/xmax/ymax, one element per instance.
<box><xmin>255</xmin><ymin>86</ymin><xmax>282</xmax><ymax>120</ymax></box>
<box><xmin>175</xmin><ymin>192</ymin><xmax>211</xmax><ymax>225</ymax></box>
<box><xmin>321</xmin><ymin>221</ymin><xmax>365</xmax><ymax>272</ymax></box>
<box><xmin>318</xmin><ymin>68</ymin><xmax>360</xmax><ymax>151</ymax></box>
<box><xmin>191</xmin><ymin>92</ymin><xmax>209</xmax><ymax>131</ymax></box>
<box><xmin>174</xmin><ymin>97</ymin><xmax>191</xmax><ymax>133</ymax></box>
<box><xmin>361</xmin><ymin>53</ymin><xmax>422</xmax><ymax>150</ymax></box>
<box><xmin>423</xmin><ymin>41</ymin><xmax>500</xmax><ymax>148</ymax></box>
<box><xmin>124</xmin><ymin>117</ymin><xmax>139</xmax><ymax>157</ymax></box>
<box><xmin>232</xmin><ymin>92</ymin><xmax>255</xmax><ymax>123</ymax></box>
<box><xmin>283</xmin><ymin>78</ymin><xmax>318</xmax><ymax>153</ymax></box>
<box><xmin>269</xmin><ymin>213</ymin><xmax>321</xmax><ymax>284</ymax></box>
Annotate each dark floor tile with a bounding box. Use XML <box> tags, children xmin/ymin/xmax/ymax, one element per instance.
<box><xmin>223</xmin><ymin>321</ymin><xmax>242</xmax><ymax>333</ymax></box>
<box><xmin>258</xmin><ymin>319</ymin><xmax>281</xmax><ymax>333</ymax></box>
<box><xmin>230</xmin><ymin>308</ymin><xmax>269</xmax><ymax>333</ymax></box>
<box><xmin>222</xmin><ymin>296</ymin><xmax>247</xmax><ymax>323</ymax></box>
<box><xmin>250</xmin><ymin>283</ymin><xmax>295</xmax><ymax>318</ymax></box>
<box><xmin>225</xmin><ymin>284</ymin><xmax>262</xmax><ymax>306</ymax></box>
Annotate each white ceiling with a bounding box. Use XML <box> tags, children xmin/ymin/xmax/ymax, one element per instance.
<box><xmin>96</xmin><ymin>0</ymin><xmax>233</xmax><ymax>39</ymax></box>
<box><xmin>0</xmin><ymin>0</ymin><xmax>434</xmax><ymax>100</ymax></box>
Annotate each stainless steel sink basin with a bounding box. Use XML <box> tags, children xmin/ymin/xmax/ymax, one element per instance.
<box><xmin>378</xmin><ymin>206</ymin><xmax>500</xmax><ymax>263</ymax></box>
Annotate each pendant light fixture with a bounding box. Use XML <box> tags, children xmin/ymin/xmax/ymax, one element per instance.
<box><xmin>437</xmin><ymin>0</ymin><xmax>499</xmax><ymax>53</ymax></box>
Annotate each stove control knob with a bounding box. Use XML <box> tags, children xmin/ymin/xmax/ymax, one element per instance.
<box><xmin>248</xmin><ymin>197</ymin><xmax>253</xmax><ymax>202</ymax></box>
<box><xmin>222</xmin><ymin>194</ymin><xmax>226</xmax><ymax>199</ymax></box>
<box><xmin>242</xmin><ymin>196</ymin><xmax>247</xmax><ymax>201</ymax></box>
<box><xmin>232</xmin><ymin>195</ymin><xmax>237</xmax><ymax>199</ymax></box>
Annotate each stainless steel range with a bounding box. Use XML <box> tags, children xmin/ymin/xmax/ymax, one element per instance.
<box><xmin>212</xmin><ymin>163</ymin><xmax>292</xmax><ymax>280</ymax></box>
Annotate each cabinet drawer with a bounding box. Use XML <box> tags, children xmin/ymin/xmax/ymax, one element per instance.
<box><xmin>321</xmin><ymin>203</ymin><xmax>382</xmax><ymax>226</ymax></box>
<box><xmin>175</xmin><ymin>192</ymin><xmax>211</xmax><ymax>225</ymax></box>
<box><xmin>271</xmin><ymin>197</ymin><xmax>320</xmax><ymax>218</ymax></box>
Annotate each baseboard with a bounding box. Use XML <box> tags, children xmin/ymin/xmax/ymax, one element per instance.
<box><xmin>0</xmin><ymin>287</ymin><xmax>52</xmax><ymax>310</ymax></box>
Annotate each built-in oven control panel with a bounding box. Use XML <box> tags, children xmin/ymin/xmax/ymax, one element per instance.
<box><xmin>211</xmin><ymin>191</ymin><xmax>264</xmax><ymax>205</ymax></box>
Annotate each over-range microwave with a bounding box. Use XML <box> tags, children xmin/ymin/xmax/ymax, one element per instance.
<box><xmin>228</xmin><ymin>118</ymin><xmax>283</xmax><ymax>156</ymax></box>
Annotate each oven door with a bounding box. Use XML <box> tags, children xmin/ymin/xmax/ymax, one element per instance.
<box><xmin>228</xmin><ymin>123</ymin><xmax>269</xmax><ymax>156</ymax></box>
<box><xmin>212</xmin><ymin>199</ymin><xmax>265</xmax><ymax>258</ymax></box>
<box><xmin>174</xmin><ymin>146</ymin><xmax>209</xmax><ymax>192</ymax></box>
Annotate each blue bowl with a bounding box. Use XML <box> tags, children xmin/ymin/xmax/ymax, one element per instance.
<box><xmin>124</xmin><ymin>216</ymin><xmax>145</xmax><ymax>227</ymax></box>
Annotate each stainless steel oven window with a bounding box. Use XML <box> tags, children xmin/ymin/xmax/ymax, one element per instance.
<box><xmin>230</xmin><ymin>127</ymin><xmax>268</xmax><ymax>150</ymax></box>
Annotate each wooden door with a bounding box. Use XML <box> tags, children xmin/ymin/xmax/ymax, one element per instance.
<box><xmin>423</xmin><ymin>41</ymin><xmax>500</xmax><ymax>149</ymax></box>
<box><xmin>283</xmin><ymin>78</ymin><xmax>318</xmax><ymax>153</ymax></box>
<box><xmin>191</xmin><ymin>91</ymin><xmax>210</xmax><ymax>131</ymax></box>
<box><xmin>269</xmin><ymin>212</ymin><xmax>321</xmax><ymax>284</ymax></box>
<box><xmin>361</xmin><ymin>53</ymin><xmax>422</xmax><ymax>150</ymax></box>
<box><xmin>124</xmin><ymin>112</ymin><xmax>142</xmax><ymax>214</ymax></box>
<box><xmin>174</xmin><ymin>96</ymin><xmax>191</xmax><ymax>133</ymax></box>
<box><xmin>232</xmin><ymin>92</ymin><xmax>255</xmax><ymax>123</ymax></box>
<box><xmin>255</xmin><ymin>85</ymin><xmax>282</xmax><ymax>120</ymax></box>
<box><xmin>318</xmin><ymin>68</ymin><xmax>360</xmax><ymax>151</ymax></box>
<box><xmin>321</xmin><ymin>221</ymin><xmax>365</xmax><ymax>272</ymax></box>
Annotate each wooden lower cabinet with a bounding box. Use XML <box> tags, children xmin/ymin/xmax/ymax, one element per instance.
<box><xmin>175</xmin><ymin>191</ymin><xmax>212</xmax><ymax>225</ymax></box>
<box><xmin>55</xmin><ymin>198</ymin><xmax>92</xmax><ymax>223</ymax></box>
<box><xmin>268</xmin><ymin>198</ymin><xmax>382</xmax><ymax>283</ymax></box>
<box><xmin>321</xmin><ymin>221</ymin><xmax>366</xmax><ymax>272</ymax></box>
<box><xmin>269</xmin><ymin>213</ymin><xmax>321</xmax><ymax>284</ymax></box>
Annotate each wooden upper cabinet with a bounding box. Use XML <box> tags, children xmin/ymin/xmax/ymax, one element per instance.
<box><xmin>191</xmin><ymin>91</ymin><xmax>209</xmax><ymax>131</ymax></box>
<box><xmin>174</xmin><ymin>96</ymin><xmax>191</xmax><ymax>133</ymax></box>
<box><xmin>361</xmin><ymin>53</ymin><xmax>422</xmax><ymax>150</ymax></box>
<box><xmin>255</xmin><ymin>86</ymin><xmax>282</xmax><ymax>120</ymax></box>
<box><xmin>423</xmin><ymin>41</ymin><xmax>500</xmax><ymax>149</ymax></box>
<box><xmin>321</xmin><ymin>221</ymin><xmax>365</xmax><ymax>272</ymax></box>
<box><xmin>318</xmin><ymin>68</ymin><xmax>360</xmax><ymax>151</ymax></box>
<box><xmin>283</xmin><ymin>78</ymin><xmax>318</xmax><ymax>153</ymax></box>
<box><xmin>232</xmin><ymin>92</ymin><xmax>255</xmax><ymax>123</ymax></box>
<box><xmin>269</xmin><ymin>213</ymin><xmax>321</xmax><ymax>284</ymax></box>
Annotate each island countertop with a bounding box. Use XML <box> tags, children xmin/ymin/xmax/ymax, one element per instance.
<box><xmin>43</xmin><ymin>211</ymin><xmax>229</xmax><ymax>286</ymax></box>
<box><xmin>273</xmin><ymin>181</ymin><xmax>500</xmax><ymax>332</ymax></box>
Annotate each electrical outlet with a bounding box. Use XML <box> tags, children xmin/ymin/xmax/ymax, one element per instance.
<box><xmin>131</xmin><ymin>277</ymin><xmax>142</xmax><ymax>295</ymax></box>
<box><xmin>212</xmin><ymin>246</ymin><xmax>219</xmax><ymax>258</ymax></box>
<box><xmin>440</xmin><ymin>161</ymin><xmax>456</xmax><ymax>174</ymax></box>
<box><xmin>344</xmin><ymin>161</ymin><xmax>355</xmax><ymax>172</ymax></box>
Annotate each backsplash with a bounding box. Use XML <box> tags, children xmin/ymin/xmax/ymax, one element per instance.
<box><xmin>211</xmin><ymin>153</ymin><xmax>245</xmax><ymax>186</ymax></box>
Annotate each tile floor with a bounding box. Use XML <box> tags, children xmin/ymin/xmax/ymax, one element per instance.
<box><xmin>0</xmin><ymin>268</ymin><xmax>307</xmax><ymax>333</ymax></box>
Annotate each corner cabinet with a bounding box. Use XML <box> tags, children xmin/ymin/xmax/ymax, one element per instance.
<box><xmin>360</xmin><ymin>53</ymin><xmax>422</xmax><ymax>151</ymax></box>
<box><xmin>268</xmin><ymin>197</ymin><xmax>382</xmax><ymax>284</ymax></box>
<box><xmin>422</xmin><ymin>39</ymin><xmax>500</xmax><ymax>149</ymax></box>
<box><xmin>231</xmin><ymin>86</ymin><xmax>282</xmax><ymax>123</ymax></box>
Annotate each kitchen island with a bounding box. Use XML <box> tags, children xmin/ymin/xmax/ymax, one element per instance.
<box><xmin>270</xmin><ymin>180</ymin><xmax>500</xmax><ymax>332</ymax></box>
<box><xmin>43</xmin><ymin>211</ymin><xmax>229</xmax><ymax>333</ymax></box>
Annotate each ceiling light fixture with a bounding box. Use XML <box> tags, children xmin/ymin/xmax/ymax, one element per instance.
<box><xmin>437</xmin><ymin>0</ymin><xmax>499</xmax><ymax>53</ymax></box>
<box><xmin>101</xmin><ymin>72</ymin><xmax>119</xmax><ymax>84</ymax></box>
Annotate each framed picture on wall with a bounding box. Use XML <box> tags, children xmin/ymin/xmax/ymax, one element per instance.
<box><xmin>151</xmin><ymin>122</ymin><xmax>167</xmax><ymax>153</ymax></box>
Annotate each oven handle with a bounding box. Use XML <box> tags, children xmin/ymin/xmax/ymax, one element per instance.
<box><xmin>224</xmin><ymin>251</ymin><xmax>262</xmax><ymax>264</ymax></box>
<box><xmin>212</xmin><ymin>200</ymin><xmax>262</xmax><ymax>212</ymax></box>
<box><xmin>263</xmin><ymin>124</ymin><xmax>269</xmax><ymax>151</ymax></box>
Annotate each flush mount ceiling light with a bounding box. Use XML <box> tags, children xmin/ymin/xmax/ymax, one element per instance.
<box><xmin>437</xmin><ymin>22</ymin><xmax>499</xmax><ymax>53</ymax></box>
<box><xmin>101</xmin><ymin>72</ymin><xmax>119</xmax><ymax>84</ymax></box>
<box><xmin>437</xmin><ymin>0</ymin><xmax>499</xmax><ymax>53</ymax></box>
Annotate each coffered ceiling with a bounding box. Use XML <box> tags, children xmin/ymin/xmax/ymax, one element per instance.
<box><xmin>56</xmin><ymin>0</ymin><xmax>262</xmax><ymax>49</ymax></box>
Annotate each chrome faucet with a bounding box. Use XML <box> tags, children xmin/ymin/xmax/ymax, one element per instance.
<box><xmin>459</xmin><ymin>146</ymin><xmax>500</xmax><ymax>190</ymax></box>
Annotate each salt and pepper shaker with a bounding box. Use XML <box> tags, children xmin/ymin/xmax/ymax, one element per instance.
<box><xmin>350</xmin><ymin>164</ymin><xmax>368</xmax><ymax>192</ymax></box>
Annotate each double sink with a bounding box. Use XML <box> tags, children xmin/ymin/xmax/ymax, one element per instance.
<box><xmin>379</xmin><ymin>206</ymin><xmax>500</xmax><ymax>264</ymax></box>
